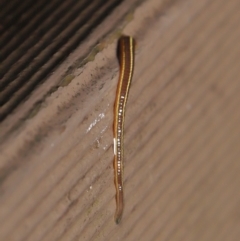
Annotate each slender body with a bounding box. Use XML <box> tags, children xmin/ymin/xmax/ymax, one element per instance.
<box><xmin>113</xmin><ymin>36</ymin><xmax>135</xmax><ymax>224</ymax></box>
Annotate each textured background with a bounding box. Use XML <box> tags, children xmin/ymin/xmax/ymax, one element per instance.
<box><xmin>0</xmin><ymin>0</ymin><xmax>240</xmax><ymax>240</ymax></box>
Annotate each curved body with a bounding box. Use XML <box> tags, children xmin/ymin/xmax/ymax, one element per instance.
<box><xmin>113</xmin><ymin>36</ymin><xmax>135</xmax><ymax>224</ymax></box>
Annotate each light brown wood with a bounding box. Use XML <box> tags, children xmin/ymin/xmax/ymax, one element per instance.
<box><xmin>1</xmin><ymin>0</ymin><xmax>240</xmax><ymax>240</ymax></box>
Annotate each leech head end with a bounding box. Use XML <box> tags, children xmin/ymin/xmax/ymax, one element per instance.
<box><xmin>115</xmin><ymin>216</ymin><xmax>122</xmax><ymax>225</ymax></box>
<box><xmin>115</xmin><ymin>209</ymin><xmax>123</xmax><ymax>224</ymax></box>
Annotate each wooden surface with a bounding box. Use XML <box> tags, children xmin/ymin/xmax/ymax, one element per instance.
<box><xmin>1</xmin><ymin>0</ymin><xmax>240</xmax><ymax>240</ymax></box>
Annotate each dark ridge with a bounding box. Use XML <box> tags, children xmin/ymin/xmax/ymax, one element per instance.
<box><xmin>0</xmin><ymin>0</ymin><xmax>122</xmax><ymax>122</ymax></box>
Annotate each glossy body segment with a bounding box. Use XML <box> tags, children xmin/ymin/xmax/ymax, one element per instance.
<box><xmin>114</xmin><ymin>36</ymin><xmax>135</xmax><ymax>224</ymax></box>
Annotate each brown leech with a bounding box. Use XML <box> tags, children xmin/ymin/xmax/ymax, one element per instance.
<box><xmin>113</xmin><ymin>36</ymin><xmax>135</xmax><ymax>224</ymax></box>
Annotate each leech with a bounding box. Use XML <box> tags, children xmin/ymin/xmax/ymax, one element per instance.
<box><xmin>113</xmin><ymin>35</ymin><xmax>135</xmax><ymax>224</ymax></box>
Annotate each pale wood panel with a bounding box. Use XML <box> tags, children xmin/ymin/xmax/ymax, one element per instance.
<box><xmin>0</xmin><ymin>0</ymin><xmax>240</xmax><ymax>240</ymax></box>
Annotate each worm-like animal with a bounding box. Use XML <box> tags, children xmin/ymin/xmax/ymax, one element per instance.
<box><xmin>113</xmin><ymin>36</ymin><xmax>135</xmax><ymax>224</ymax></box>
